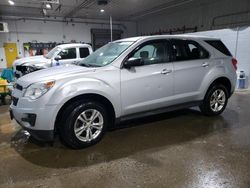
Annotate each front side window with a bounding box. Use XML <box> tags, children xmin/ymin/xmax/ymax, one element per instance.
<box><xmin>130</xmin><ymin>40</ymin><xmax>170</xmax><ymax>65</ymax></box>
<box><xmin>58</xmin><ymin>48</ymin><xmax>76</xmax><ymax>60</ymax></box>
<box><xmin>171</xmin><ymin>39</ymin><xmax>209</xmax><ymax>61</ymax></box>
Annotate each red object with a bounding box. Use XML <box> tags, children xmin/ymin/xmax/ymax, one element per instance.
<box><xmin>232</xmin><ymin>58</ymin><xmax>238</xmax><ymax>70</ymax></box>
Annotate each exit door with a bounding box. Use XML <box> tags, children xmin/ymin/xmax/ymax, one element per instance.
<box><xmin>91</xmin><ymin>29</ymin><xmax>123</xmax><ymax>50</ymax></box>
<box><xmin>4</xmin><ymin>43</ymin><xmax>18</xmax><ymax>68</ymax></box>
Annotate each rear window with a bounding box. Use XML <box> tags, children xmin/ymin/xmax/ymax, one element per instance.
<box><xmin>80</xmin><ymin>47</ymin><xmax>90</xmax><ymax>58</ymax></box>
<box><xmin>205</xmin><ymin>40</ymin><xmax>232</xmax><ymax>56</ymax></box>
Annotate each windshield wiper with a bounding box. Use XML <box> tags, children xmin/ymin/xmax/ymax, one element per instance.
<box><xmin>79</xmin><ymin>63</ymin><xmax>101</xmax><ymax>67</ymax></box>
<box><xmin>79</xmin><ymin>63</ymin><xmax>91</xmax><ymax>67</ymax></box>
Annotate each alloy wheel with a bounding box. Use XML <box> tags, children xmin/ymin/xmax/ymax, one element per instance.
<box><xmin>74</xmin><ymin>109</ymin><xmax>104</xmax><ymax>142</ymax></box>
<box><xmin>210</xmin><ymin>89</ymin><xmax>226</xmax><ymax>112</ymax></box>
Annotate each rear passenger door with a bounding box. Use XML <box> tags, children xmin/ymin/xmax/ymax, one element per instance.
<box><xmin>170</xmin><ymin>39</ymin><xmax>211</xmax><ymax>102</ymax></box>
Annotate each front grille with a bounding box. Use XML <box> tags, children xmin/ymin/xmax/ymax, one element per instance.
<box><xmin>12</xmin><ymin>97</ymin><xmax>19</xmax><ymax>106</ymax></box>
<box><xmin>16</xmin><ymin>84</ymin><xmax>23</xmax><ymax>91</ymax></box>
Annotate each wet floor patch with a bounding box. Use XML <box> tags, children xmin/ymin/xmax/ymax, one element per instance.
<box><xmin>0</xmin><ymin>92</ymin><xmax>250</xmax><ymax>187</ymax></box>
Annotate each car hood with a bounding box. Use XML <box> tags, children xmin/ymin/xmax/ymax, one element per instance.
<box><xmin>17</xmin><ymin>64</ymin><xmax>96</xmax><ymax>87</ymax></box>
<box><xmin>13</xmin><ymin>55</ymin><xmax>50</xmax><ymax>67</ymax></box>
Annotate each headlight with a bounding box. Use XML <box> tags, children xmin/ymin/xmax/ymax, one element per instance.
<box><xmin>24</xmin><ymin>80</ymin><xmax>55</xmax><ymax>100</ymax></box>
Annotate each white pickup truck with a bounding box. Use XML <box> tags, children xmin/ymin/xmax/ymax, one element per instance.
<box><xmin>13</xmin><ymin>43</ymin><xmax>93</xmax><ymax>78</ymax></box>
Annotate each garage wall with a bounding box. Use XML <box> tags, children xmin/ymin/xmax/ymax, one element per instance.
<box><xmin>0</xmin><ymin>19</ymin><xmax>136</xmax><ymax>68</ymax></box>
<box><xmin>137</xmin><ymin>0</ymin><xmax>250</xmax><ymax>34</ymax></box>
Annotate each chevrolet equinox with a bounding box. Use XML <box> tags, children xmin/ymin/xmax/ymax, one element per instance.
<box><xmin>10</xmin><ymin>35</ymin><xmax>237</xmax><ymax>149</ymax></box>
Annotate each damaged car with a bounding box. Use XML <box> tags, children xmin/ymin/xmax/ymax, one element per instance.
<box><xmin>13</xmin><ymin>43</ymin><xmax>93</xmax><ymax>78</ymax></box>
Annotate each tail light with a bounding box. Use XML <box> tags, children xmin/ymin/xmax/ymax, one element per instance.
<box><xmin>232</xmin><ymin>58</ymin><xmax>237</xmax><ymax>70</ymax></box>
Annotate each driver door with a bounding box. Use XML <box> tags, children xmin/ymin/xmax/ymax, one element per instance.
<box><xmin>121</xmin><ymin>40</ymin><xmax>174</xmax><ymax>116</ymax></box>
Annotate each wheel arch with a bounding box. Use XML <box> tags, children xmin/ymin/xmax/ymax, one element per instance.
<box><xmin>54</xmin><ymin>93</ymin><xmax>116</xmax><ymax>133</ymax></box>
<box><xmin>206</xmin><ymin>77</ymin><xmax>232</xmax><ymax>97</ymax></box>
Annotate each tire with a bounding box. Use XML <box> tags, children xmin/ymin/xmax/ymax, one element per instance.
<box><xmin>58</xmin><ymin>100</ymin><xmax>108</xmax><ymax>149</ymax></box>
<box><xmin>199</xmin><ymin>84</ymin><xmax>229</xmax><ymax>116</ymax></box>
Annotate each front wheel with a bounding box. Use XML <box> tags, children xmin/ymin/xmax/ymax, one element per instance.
<box><xmin>199</xmin><ymin>84</ymin><xmax>229</xmax><ymax>116</ymax></box>
<box><xmin>59</xmin><ymin>100</ymin><xmax>108</xmax><ymax>149</ymax></box>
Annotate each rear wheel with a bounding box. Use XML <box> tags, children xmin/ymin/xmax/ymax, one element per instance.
<box><xmin>199</xmin><ymin>84</ymin><xmax>229</xmax><ymax>116</ymax></box>
<box><xmin>59</xmin><ymin>100</ymin><xmax>108</xmax><ymax>149</ymax></box>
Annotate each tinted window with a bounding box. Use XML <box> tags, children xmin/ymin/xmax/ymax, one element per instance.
<box><xmin>58</xmin><ymin>48</ymin><xmax>76</xmax><ymax>59</ymax></box>
<box><xmin>171</xmin><ymin>39</ymin><xmax>209</xmax><ymax>61</ymax></box>
<box><xmin>131</xmin><ymin>40</ymin><xmax>170</xmax><ymax>65</ymax></box>
<box><xmin>205</xmin><ymin>40</ymin><xmax>232</xmax><ymax>56</ymax></box>
<box><xmin>80</xmin><ymin>47</ymin><xmax>90</xmax><ymax>58</ymax></box>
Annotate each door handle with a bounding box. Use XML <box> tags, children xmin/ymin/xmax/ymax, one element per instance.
<box><xmin>161</xmin><ymin>69</ymin><xmax>172</xmax><ymax>75</ymax></box>
<box><xmin>202</xmin><ymin>62</ymin><xmax>209</xmax><ymax>67</ymax></box>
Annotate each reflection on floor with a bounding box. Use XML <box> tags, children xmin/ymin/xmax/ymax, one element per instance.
<box><xmin>0</xmin><ymin>91</ymin><xmax>250</xmax><ymax>187</ymax></box>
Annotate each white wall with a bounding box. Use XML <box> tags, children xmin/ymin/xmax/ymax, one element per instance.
<box><xmin>0</xmin><ymin>18</ymin><xmax>137</xmax><ymax>68</ymax></box>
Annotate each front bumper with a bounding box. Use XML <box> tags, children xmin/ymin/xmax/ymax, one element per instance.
<box><xmin>10</xmin><ymin>101</ymin><xmax>57</xmax><ymax>142</ymax></box>
<box><xmin>10</xmin><ymin>108</ymin><xmax>54</xmax><ymax>141</ymax></box>
<box><xmin>12</xmin><ymin>111</ymin><xmax>54</xmax><ymax>141</ymax></box>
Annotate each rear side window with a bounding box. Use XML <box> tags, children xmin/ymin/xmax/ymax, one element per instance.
<box><xmin>205</xmin><ymin>40</ymin><xmax>232</xmax><ymax>56</ymax></box>
<box><xmin>80</xmin><ymin>47</ymin><xmax>90</xmax><ymax>58</ymax></box>
<box><xmin>171</xmin><ymin>39</ymin><xmax>209</xmax><ymax>62</ymax></box>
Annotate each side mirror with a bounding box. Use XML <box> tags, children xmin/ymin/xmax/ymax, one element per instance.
<box><xmin>54</xmin><ymin>55</ymin><xmax>61</xmax><ymax>61</ymax></box>
<box><xmin>123</xmin><ymin>57</ymin><xmax>144</xmax><ymax>69</ymax></box>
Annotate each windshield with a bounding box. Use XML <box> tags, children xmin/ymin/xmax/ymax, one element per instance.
<box><xmin>45</xmin><ymin>46</ymin><xmax>62</xmax><ymax>59</ymax></box>
<box><xmin>78</xmin><ymin>41</ymin><xmax>134</xmax><ymax>67</ymax></box>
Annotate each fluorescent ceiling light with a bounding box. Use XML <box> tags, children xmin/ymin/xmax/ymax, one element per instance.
<box><xmin>8</xmin><ymin>0</ymin><xmax>15</xmax><ymax>5</ymax></box>
<box><xmin>100</xmin><ymin>9</ymin><xmax>105</xmax><ymax>13</ymax></box>
<box><xmin>45</xmin><ymin>3</ymin><xmax>51</xmax><ymax>9</ymax></box>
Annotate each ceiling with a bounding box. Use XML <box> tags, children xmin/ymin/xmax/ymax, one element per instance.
<box><xmin>0</xmin><ymin>0</ymin><xmax>194</xmax><ymax>21</ymax></box>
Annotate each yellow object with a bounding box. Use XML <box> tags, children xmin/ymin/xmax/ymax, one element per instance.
<box><xmin>0</xmin><ymin>79</ymin><xmax>8</xmax><ymax>93</ymax></box>
<box><xmin>4</xmin><ymin>43</ymin><xmax>18</xmax><ymax>68</ymax></box>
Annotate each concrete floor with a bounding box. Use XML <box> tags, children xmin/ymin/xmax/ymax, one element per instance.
<box><xmin>0</xmin><ymin>92</ymin><xmax>250</xmax><ymax>188</ymax></box>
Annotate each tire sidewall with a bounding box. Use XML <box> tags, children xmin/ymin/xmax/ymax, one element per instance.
<box><xmin>64</xmin><ymin>101</ymin><xmax>108</xmax><ymax>148</ymax></box>
<box><xmin>203</xmin><ymin>84</ymin><xmax>229</xmax><ymax>116</ymax></box>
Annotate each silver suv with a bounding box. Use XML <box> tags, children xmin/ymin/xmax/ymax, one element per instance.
<box><xmin>10</xmin><ymin>35</ymin><xmax>237</xmax><ymax>149</ymax></box>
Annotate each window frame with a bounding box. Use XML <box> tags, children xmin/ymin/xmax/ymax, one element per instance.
<box><xmin>122</xmin><ymin>39</ymin><xmax>172</xmax><ymax>68</ymax></box>
<box><xmin>58</xmin><ymin>47</ymin><xmax>77</xmax><ymax>60</ymax></box>
<box><xmin>169</xmin><ymin>39</ymin><xmax>210</xmax><ymax>62</ymax></box>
